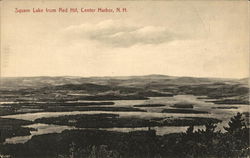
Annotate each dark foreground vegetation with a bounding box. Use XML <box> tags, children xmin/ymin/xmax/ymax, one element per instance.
<box><xmin>0</xmin><ymin>118</ymin><xmax>34</xmax><ymax>143</ymax></box>
<box><xmin>0</xmin><ymin>113</ymin><xmax>248</xmax><ymax>158</ymax></box>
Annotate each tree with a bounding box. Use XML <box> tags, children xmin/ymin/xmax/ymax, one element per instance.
<box><xmin>224</xmin><ymin>112</ymin><xmax>246</xmax><ymax>133</ymax></box>
<box><xmin>205</xmin><ymin>122</ymin><xmax>217</xmax><ymax>133</ymax></box>
<box><xmin>186</xmin><ymin>125</ymin><xmax>194</xmax><ymax>135</ymax></box>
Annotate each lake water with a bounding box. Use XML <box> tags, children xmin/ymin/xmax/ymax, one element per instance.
<box><xmin>1</xmin><ymin>95</ymin><xmax>249</xmax><ymax>144</ymax></box>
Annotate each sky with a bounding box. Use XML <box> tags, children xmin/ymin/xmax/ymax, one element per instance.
<box><xmin>1</xmin><ymin>0</ymin><xmax>249</xmax><ymax>78</ymax></box>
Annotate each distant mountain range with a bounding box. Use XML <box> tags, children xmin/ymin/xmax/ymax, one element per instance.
<box><xmin>0</xmin><ymin>75</ymin><xmax>248</xmax><ymax>90</ymax></box>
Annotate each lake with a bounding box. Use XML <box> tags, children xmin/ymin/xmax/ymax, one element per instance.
<box><xmin>1</xmin><ymin>95</ymin><xmax>249</xmax><ymax>144</ymax></box>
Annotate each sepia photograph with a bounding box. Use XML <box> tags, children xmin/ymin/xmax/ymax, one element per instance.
<box><xmin>0</xmin><ymin>0</ymin><xmax>249</xmax><ymax>157</ymax></box>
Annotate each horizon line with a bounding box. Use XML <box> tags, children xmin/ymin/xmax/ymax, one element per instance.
<box><xmin>0</xmin><ymin>74</ymin><xmax>248</xmax><ymax>80</ymax></box>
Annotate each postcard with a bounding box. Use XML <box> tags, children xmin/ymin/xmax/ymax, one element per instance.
<box><xmin>0</xmin><ymin>0</ymin><xmax>249</xmax><ymax>158</ymax></box>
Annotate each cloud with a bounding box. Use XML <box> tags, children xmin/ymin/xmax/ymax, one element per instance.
<box><xmin>62</xmin><ymin>20</ymin><xmax>179</xmax><ymax>47</ymax></box>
